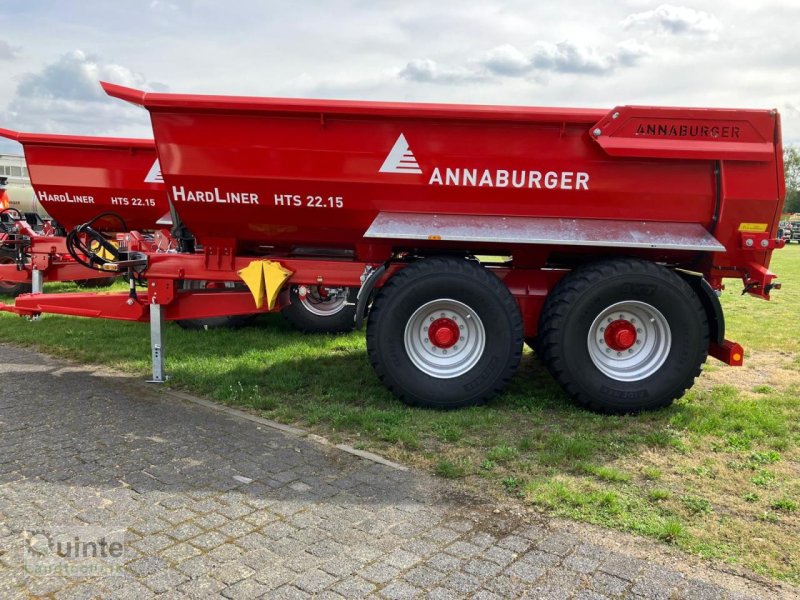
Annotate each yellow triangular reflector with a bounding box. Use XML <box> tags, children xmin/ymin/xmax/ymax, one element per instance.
<box><xmin>263</xmin><ymin>261</ymin><xmax>293</xmax><ymax>310</ymax></box>
<box><xmin>238</xmin><ymin>260</ymin><xmax>292</xmax><ymax>310</ymax></box>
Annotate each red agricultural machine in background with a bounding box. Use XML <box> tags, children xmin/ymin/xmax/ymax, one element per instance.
<box><xmin>0</xmin><ymin>171</ymin><xmax>116</xmax><ymax>296</ymax></box>
<box><xmin>1</xmin><ymin>83</ymin><xmax>787</xmax><ymax>413</ymax></box>
<box><xmin>0</xmin><ymin>130</ymin><xmax>161</xmax><ymax>296</ymax></box>
<box><xmin>0</xmin><ymin>128</ymin><xmax>358</xmax><ymax>332</ymax></box>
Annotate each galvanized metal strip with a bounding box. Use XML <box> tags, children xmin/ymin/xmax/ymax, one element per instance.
<box><xmin>148</xmin><ymin>303</ymin><xmax>166</xmax><ymax>384</ymax></box>
<box><xmin>364</xmin><ymin>212</ymin><xmax>725</xmax><ymax>252</ymax></box>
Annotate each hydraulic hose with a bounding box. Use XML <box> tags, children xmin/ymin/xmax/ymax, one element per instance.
<box><xmin>65</xmin><ymin>212</ymin><xmax>128</xmax><ymax>272</ymax></box>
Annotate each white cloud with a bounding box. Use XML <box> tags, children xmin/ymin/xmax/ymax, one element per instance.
<box><xmin>399</xmin><ymin>59</ymin><xmax>486</xmax><ymax>84</ymax></box>
<box><xmin>622</xmin><ymin>4</ymin><xmax>722</xmax><ymax>39</ymax></box>
<box><xmin>16</xmin><ymin>50</ymin><xmax>154</xmax><ymax>101</ymax></box>
<box><xmin>482</xmin><ymin>44</ymin><xmax>531</xmax><ymax>77</ymax></box>
<box><xmin>0</xmin><ymin>1</ymin><xmax>798</xmax><ymax>146</ymax></box>
<box><xmin>527</xmin><ymin>40</ymin><xmax>650</xmax><ymax>74</ymax></box>
<box><xmin>406</xmin><ymin>39</ymin><xmax>650</xmax><ymax>84</ymax></box>
<box><xmin>0</xmin><ymin>40</ymin><xmax>19</xmax><ymax>61</ymax></box>
<box><xmin>615</xmin><ymin>40</ymin><xmax>652</xmax><ymax>68</ymax></box>
<box><xmin>2</xmin><ymin>50</ymin><xmax>164</xmax><ymax>137</ymax></box>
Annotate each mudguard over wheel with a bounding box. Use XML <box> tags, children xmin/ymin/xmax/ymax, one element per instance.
<box><xmin>281</xmin><ymin>285</ymin><xmax>357</xmax><ymax>333</ymax></box>
<box><xmin>537</xmin><ymin>258</ymin><xmax>708</xmax><ymax>414</ymax></box>
<box><xmin>366</xmin><ymin>257</ymin><xmax>523</xmax><ymax>409</ymax></box>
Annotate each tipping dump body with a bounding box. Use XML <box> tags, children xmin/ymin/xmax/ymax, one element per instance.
<box><xmin>0</xmin><ymin>129</ymin><xmax>167</xmax><ymax>232</ymax></box>
<box><xmin>103</xmin><ymin>83</ymin><xmax>784</xmax><ymax>282</ymax></box>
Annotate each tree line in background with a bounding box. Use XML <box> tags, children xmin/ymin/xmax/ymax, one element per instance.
<box><xmin>785</xmin><ymin>146</ymin><xmax>800</xmax><ymax>214</ymax></box>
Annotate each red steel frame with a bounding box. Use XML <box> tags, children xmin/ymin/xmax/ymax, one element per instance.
<box><xmin>0</xmin><ymin>218</ymin><xmax>113</xmax><ymax>288</ymax></box>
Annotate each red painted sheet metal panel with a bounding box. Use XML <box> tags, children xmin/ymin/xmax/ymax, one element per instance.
<box><xmin>591</xmin><ymin>106</ymin><xmax>777</xmax><ymax>161</ymax></box>
<box><xmin>0</xmin><ymin>128</ymin><xmax>166</xmax><ymax>232</ymax></box>
<box><xmin>102</xmin><ymin>82</ymin><xmax>607</xmax><ymax>124</ymax></box>
<box><xmin>104</xmin><ymin>86</ymin><xmax>721</xmax><ymax>252</ymax></box>
<box><xmin>0</xmin><ymin>128</ymin><xmax>154</xmax><ymax>150</ymax></box>
<box><xmin>102</xmin><ymin>84</ymin><xmax>784</xmax><ymax>285</ymax></box>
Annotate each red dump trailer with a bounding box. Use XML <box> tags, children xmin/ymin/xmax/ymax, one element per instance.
<box><xmin>3</xmin><ymin>83</ymin><xmax>786</xmax><ymax>413</ymax></box>
<box><xmin>0</xmin><ymin>129</ymin><xmax>167</xmax><ymax>232</ymax></box>
<box><xmin>0</xmin><ymin>130</ymin><xmax>165</xmax><ymax>296</ymax></box>
<box><xmin>0</xmin><ymin>128</ymin><xmax>357</xmax><ymax>331</ymax></box>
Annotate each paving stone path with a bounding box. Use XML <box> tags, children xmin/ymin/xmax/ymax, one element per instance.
<box><xmin>0</xmin><ymin>344</ymin><xmax>795</xmax><ymax>599</ymax></box>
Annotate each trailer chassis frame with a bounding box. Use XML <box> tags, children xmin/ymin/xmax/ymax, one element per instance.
<box><xmin>0</xmin><ymin>237</ymin><xmax>749</xmax><ymax>384</ymax></box>
<box><xmin>0</xmin><ymin>219</ymin><xmax>115</xmax><ymax>289</ymax></box>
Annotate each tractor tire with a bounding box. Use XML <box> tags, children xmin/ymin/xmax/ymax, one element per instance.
<box><xmin>537</xmin><ymin>258</ymin><xmax>708</xmax><ymax>414</ymax></box>
<box><xmin>281</xmin><ymin>285</ymin><xmax>357</xmax><ymax>333</ymax></box>
<box><xmin>366</xmin><ymin>257</ymin><xmax>523</xmax><ymax>409</ymax></box>
<box><xmin>175</xmin><ymin>280</ymin><xmax>255</xmax><ymax>330</ymax></box>
<box><xmin>0</xmin><ymin>252</ymin><xmax>30</xmax><ymax>297</ymax></box>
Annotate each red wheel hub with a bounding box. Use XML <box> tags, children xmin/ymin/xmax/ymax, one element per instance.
<box><xmin>428</xmin><ymin>318</ymin><xmax>460</xmax><ymax>349</ymax></box>
<box><xmin>604</xmin><ymin>319</ymin><xmax>637</xmax><ymax>351</ymax></box>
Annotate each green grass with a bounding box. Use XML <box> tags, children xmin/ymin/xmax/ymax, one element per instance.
<box><xmin>1</xmin><ymin>246</ymin><xmax>799</xmax><ymax>583</ymax></box>
<box><xmin>681</xmin><ymin>495</ymin><xmax>713</xmax><ymax>515</ymax></box>
<box><xmin>771</xmin><ymin>498</ymin><xmax>798</xmax><ymax>512</ymax></box>
<box><xmin>435</xmin><ymin>458</ymin><xmax>470</xmax><ymax>479</ymax></box>
<box><xmin>579</xmin><ymin>464</ymin><xmax>632</xmax><ymax>483</ymax></box>
<box><xmin>642</xmin><ymin>467</ymin><xmax>663</xmax><ymax>480</ymax></box>
<box><xmin>648</xmin><ymin>489</ymin><xmax>672</xmax><ymax>501</ymax></box>
<box><xmin>486</xmin><ymin>444</ymin><xmax>519</xmax><ymax>463</ymax></box>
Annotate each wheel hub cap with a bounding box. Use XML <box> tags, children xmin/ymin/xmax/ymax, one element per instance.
<box><xmin>404</xmin><ymin>299</ymin><xmax>486</xmax><ymax>379</ymax></box>
<box><xmin>429</xmin><ymin>318</ymin><xmax>460</xmax><ymax>349</ymax></box>
<box><xmin>604</xmin><ymin>319</ymin><xmax>637</xmax><ymax>351</ymax></box>
<box><xmin>587</xmin><ymin>301</ymin><xmax>672</xmax><ymax>382</ymax></box>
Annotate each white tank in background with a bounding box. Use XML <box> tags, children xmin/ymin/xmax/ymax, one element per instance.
<box><xmin>0</xmin><ymin>153</ymin><xmax>49</xmax><ymax>218</ymax></box>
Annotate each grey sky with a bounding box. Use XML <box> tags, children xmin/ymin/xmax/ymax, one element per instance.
<box><xmin>0</xmin><ymin>1</ymin><xmax>798</xmax><ymax>154</ymax></box>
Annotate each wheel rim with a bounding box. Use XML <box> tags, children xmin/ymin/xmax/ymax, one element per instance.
<box><xmin>297</xmin><ymin>286</ymin><xmax>348</xmax><ymax>317</ymax></box>
<box><xmin>404</xmin><ymin>299</ymin><xmax>486</xmax><ymax>379</ymax></box>
<box><xmin>587</xmin><ymin>300</ymin><xmax>671</xmax><ymax>382</ymax></box>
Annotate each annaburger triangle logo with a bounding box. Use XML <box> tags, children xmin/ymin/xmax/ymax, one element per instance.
<box><xmin>144</xmin><ymin>159</ymin><xmax>164</xmax><ymax>184</ymax></box>
<box><xmin>379</xmin><ymin>133</ymin><xmax>422</xmax><ymax>174</ymax></box>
